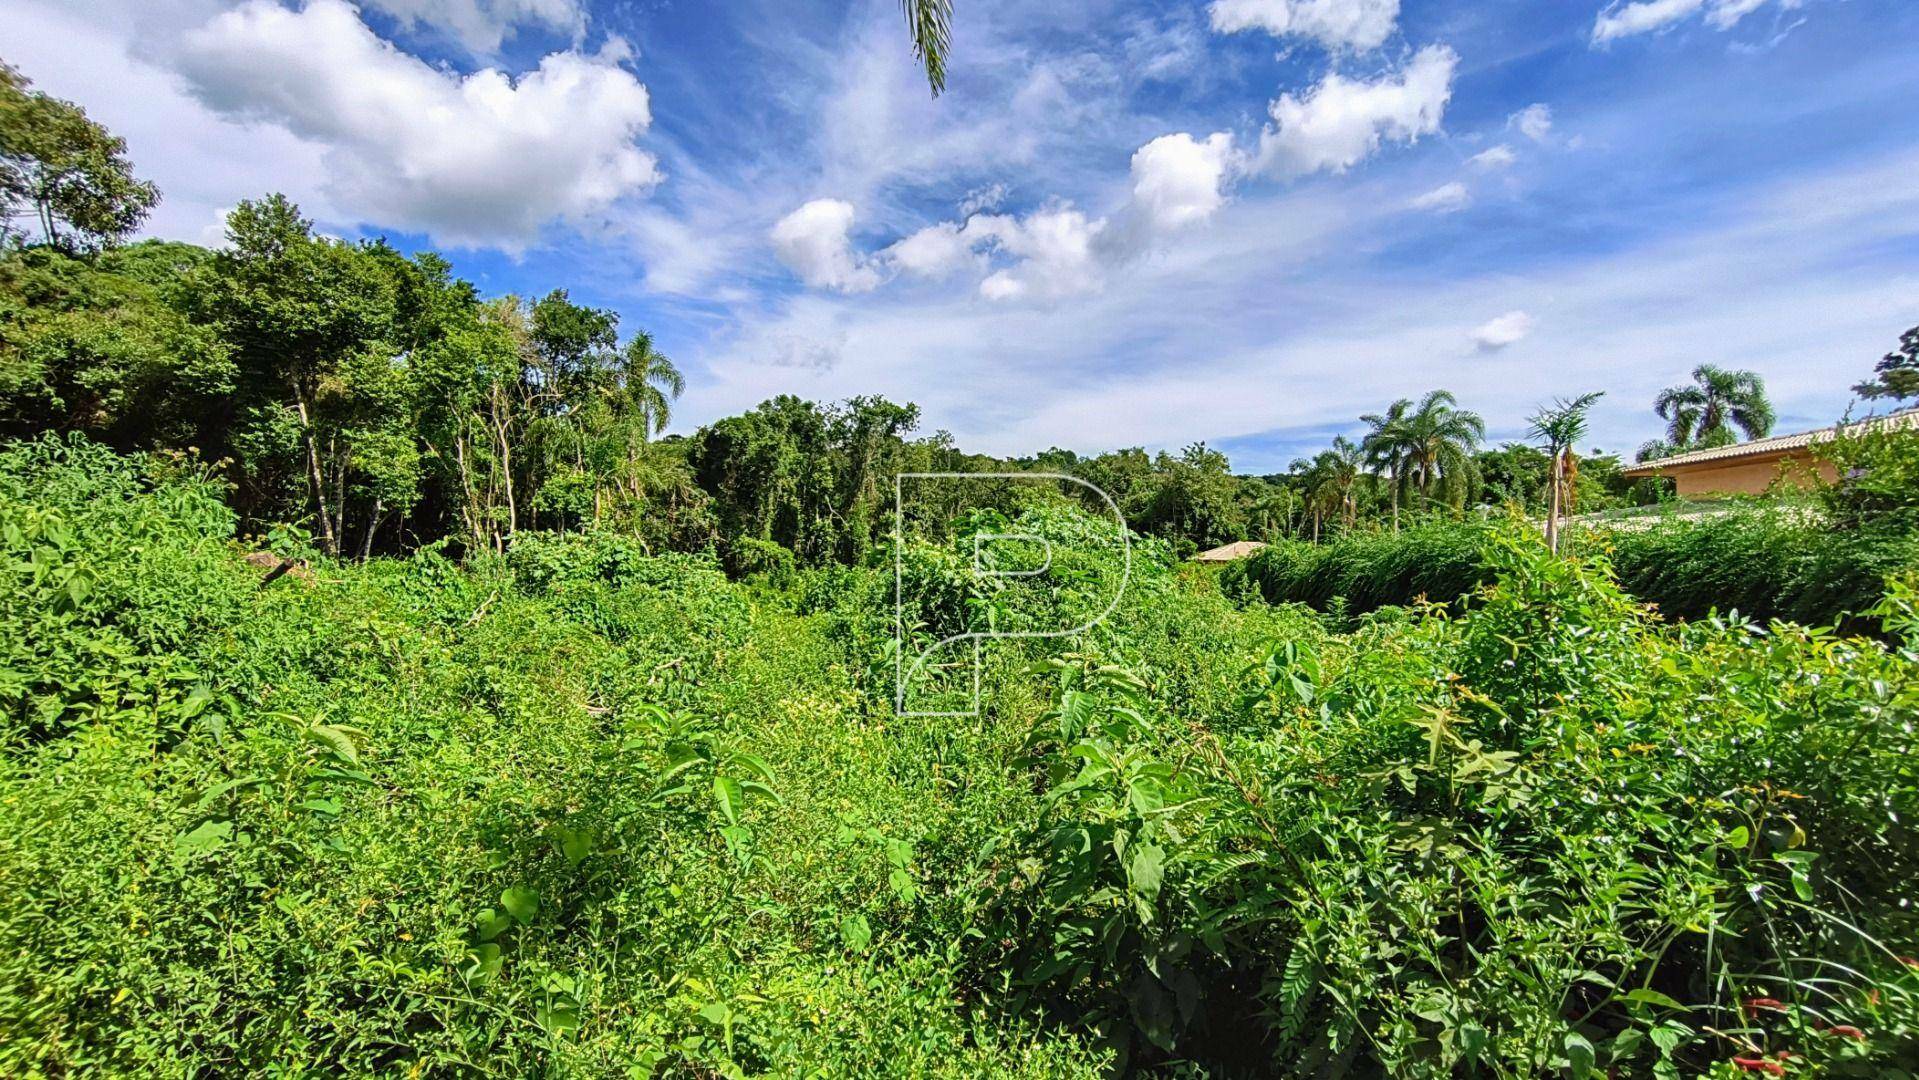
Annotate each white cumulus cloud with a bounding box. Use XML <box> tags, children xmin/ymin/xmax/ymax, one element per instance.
<box><xmin>1410</xmin><ymin>181</ymin><xmax>1470</xmax><ymax>212</ymax></box>
<box><xmin>770</xmin><ymin>199</ymin><xmax>883</xmax><ymax>294</ymax></box>
<box><xmin>973</xmin><ymin>208</ymin><xmax>1108</xmax><ymax>301</ymax></box>
<box><xmin>1126</xmin><ymin>131</ymin><xmax>1241</xmax><ymax>231</ymax></box>
<box><xmin>1472</xmin><ymin>310</ymin><xmax>1534</xmax><ymax>351</ymax></box>
<box><xmin>173</xmin><ymin>0</ymin><xmax>658</xmax><ymax>250</ymax></box>
<box><xmin>886</xmin><ymin>220</ymin><xmax>980</xmax><ymax>280</ymax></box>
<box><xmin>1255</xmin><ymin>44</ymin><xmax>1457</xmax><ymax>177</ymax></box>
<box><xmin>863</xmin><ymin>130</ymin><xmax>1242</xmax><ymax>301</ymax></box>
<box><xmin>1208</xmin><ymin>0</ymin><xmax>1401</xmax><ymax>52</ymax></box>
<box><xmin>361</xmin><ymin>0</ymin><xmax>585</xmax><ymax>55</ymax></box>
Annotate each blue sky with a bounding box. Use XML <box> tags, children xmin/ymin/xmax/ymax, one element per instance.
<box><xmin>9</xmin><ymin>0</ymin><xmax>1917</xmax><ymax>471</ymax></box>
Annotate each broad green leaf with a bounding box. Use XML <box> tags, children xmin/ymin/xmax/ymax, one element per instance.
<box><xmin>475</xmin><ymin>908</ymin><xmax>513</xmax><ymax>942</ymax></box>
<box><xmin>174</xmin><ymin>819</ymin><xmax>232</xmax><ymax>855</ymax></box>
<box><xmin>839</xmin><ymin>913</ymin><xmax>872</xmax><ymax>952</ymax></box>
<box><xmin>501</xmin><ymin>886</ymin><xmax>540</xmax><ymax>924</ymax></box>
<box><xmin>1128</xmin><ymin>843</ymin><xmax>1166</xmax><ymax>902</ymax></box>
<box><xmin>1564</xmin><ymin>1031</ymin><xmax>1596</xmax><ymax>1078</ymax></box>
<box><xmin>463</xmin><ymin>943</ymin><xmax>502</xmax><ymax>983</ymax></box>
<box><xmin>559</xmin><ymin>828</ymin><xmax>594</xmax><ymax>867</ymax></box>
<box><xmin>536</xmin><ymin>1000</ymin><xmax>580</xmax><ymax>1036</ymax></box>
<box><xmin>713</xmin><ymin>775</ymin><xmax>743</xmax><ymax>826</ymax></box>
<box><xmin>1623</xmin><ymin>988</ymin><xmax>1685</xmax><ymax>1011</ymax></box>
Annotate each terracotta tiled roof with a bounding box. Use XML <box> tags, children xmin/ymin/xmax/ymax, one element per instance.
<box><xmin>1623</xmin><ymin>407</ymin><xmax>1919</xmax><ymax>476</ymax></box>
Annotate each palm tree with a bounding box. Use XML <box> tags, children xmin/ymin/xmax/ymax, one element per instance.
<box><xmin>1304</xmin><ymin>437</ymin><xmax>1364</xmax><ymax>541</ymax></box>
<box><xmin>1246</xmin><ymin>485</ymin><xmax>1297</xmax><ymax>541</ymax></box>
<box><xmin>901</xmin><ymin>0</ymin><xmax>954</xmax><ymax>96</ymax></box>
<box><xmin>1396</xmin><ymin>390</ymin><xmax>1486</xmax><ymax>509</ymax></box>
<box><xmin>1528</xmin><ymin>392</ymin><xmax>1602</xmax><ymax>554</ymax></box>
<box><xmin>1360</xmin><ymin>398</ymin><xmax>1412</xmax><ymax>531</ymax></box>
<box><xmin>619</xmin><ymin>332</ymin><xmax>684</xmax><ymax>440</ymax></box>
<box><xmin>1635</xmin><ymin>438</ymin><xmax>1676</xmax><ymax>463</ymax></box>
<box><xmin>595</xmin><ymin>333</ymin><xmax>684</xmax><ymax>519</ymax></box>
<box><xmin>1653</xmin><ymin>364</ymin><xmax>1774</xmax><ymax>450</ymax></box>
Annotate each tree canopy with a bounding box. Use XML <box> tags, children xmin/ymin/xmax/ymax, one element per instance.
<box><xmin>0</xmin><ymin>63</ymin><xmax>158</xmax><ymax>252</ymax></box>
<box><xmin>1653</xmin><ymin>363</ymin><xmax>1775</xmax><ymax>449</ymax></box>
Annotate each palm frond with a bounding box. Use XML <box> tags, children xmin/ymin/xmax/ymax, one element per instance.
<box><xmin>902</xmin><ymin>0</ymin><xmax>954</xmax><ymax>97</ymax></box>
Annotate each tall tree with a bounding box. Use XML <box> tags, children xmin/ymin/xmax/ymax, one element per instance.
<box><xmin>1653</xmin><ymin>364</ymin><xmax>1775</xmax><ymax>449</ymax></box>
<box><xmin>0</xmin><ymin>242</ymin><xmax>229</xmax><ymax>445</ymax></box>
<box><xmin>619</xmin><ymin>331</ymin><xmax>683</xmax><ymax>440</ymax></box>
<box><xmin>1528</xmin><ymin>392</ymin><xmax>1603</xmax><ymax>554</ymax></box>
<box><xmin>1854</xmin><ymin>324</ymin><xmax>1919</xmax><ymax>404</ymax></box>
<box><xmin>1139</xmin><ymin>442</ymin><xmax>1245</xmax><ymax>549</ymax></box>
<box><xmin>0</xmin><ymin>62</ymin><xmax>158</xmax><ymax>251</ymax></box>
<box><xmin>1395</xmin><ymin>389</ymin><xmax>1485</xmax><ymax>508</ymax></box>
<box><xmin>211</xmin><ymin>194</ymin><xmax>397</xmax><ymax>555</ymax></box>
<box><xmin>1301</xmin><ymin>437</ymin><xmax>1363</xmax><ymax>542</ymax></box>
<box><xmin>1360</xmin><ymin>397</ymin><xmax>1412</xmax><ymax>531</ymax></box>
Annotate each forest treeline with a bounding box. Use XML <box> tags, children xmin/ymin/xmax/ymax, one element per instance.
<box><xmin>5</xmin><ymin>58</ymin><xmax>1917</xmax><ymax>573</ymax></box>
<box><xmin>0</xmin><ymin>188</ymin><xmax>1659</xmax><ymax>563</ymax></box>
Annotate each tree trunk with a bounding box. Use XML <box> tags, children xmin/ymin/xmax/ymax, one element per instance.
<box><xmin>359</xmin><ymin>498</ymin><xmax>383</xmax><ymax>560</ymax></box>
<box><xmin>1545</xmin><ymin>452</ymin><xmax>1564</xmax><ymax>554</ymax></box>
<box><xmin>490</xmin><ymin>386</ymin><xmax>517</xmax><ymax>544</ymax></box>
<box><xmin>330</xmin><ymin>438</ymin><xmax>350</xmax><ymax>549</ymax></box>
<box><xmin>293</xmin><ymin>387</ymin><xmax>338</xmax><ymax>555</ymax></box>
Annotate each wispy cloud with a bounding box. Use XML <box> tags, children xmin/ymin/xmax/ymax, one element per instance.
<box><xmin>1411</xmin><ymin>180</ymin><xmax>1471</xmax><ymax>212</ymax></box>
<box><xmin>1593</xmin><ymin>0</ymin><xmax>1801</xmax><ymax>44</ymax></box>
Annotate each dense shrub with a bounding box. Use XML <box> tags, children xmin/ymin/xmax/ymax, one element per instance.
<box><xmin>1225</xmin><ymin>504</ymin><xmax>1918</xmax><ymax>631</ymax></box>
<box><xmin>1819</xmin><ymin>424</ymin><xmax>1919</xmax><ymax>535</ymax></box>
<box><xmin>982</xmin><ymin>530</ymin><xmax>1919</xmax><ymax>1075</ymax></box>
<box><xmin>1599</xmin><ymin>506</ymin><xmax>1917</xmax><ymax>626</ymax></box>
<box><xmin>1218</xmin><ymin>517</ymin><xmax>1499</xmax><ymax>614</ymax></box>
<box><xmin>4</xmin><ymin>438</ymin><xmax>1917</xmax><ymax>1077</ymax></box>
<box><xmin>0</xmin><ymin>438</ymin><xmax>1103</xmax><ymax>1077</ymax></box>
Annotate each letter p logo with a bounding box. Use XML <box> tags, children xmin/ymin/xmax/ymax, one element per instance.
<box><xmin>893</xmin><ymin>472</ymin><xmax>1130</xmax><ymax>716</ymax></box>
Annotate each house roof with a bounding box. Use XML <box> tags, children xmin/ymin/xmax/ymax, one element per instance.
<box><xmin>1192</xmin><ymin>540</ymin><xmax>1267</xmax><ymax>562</ymax></box>
<box><xmin>1622</xmin><ymin>407</ymin><xmax>1919</xmax><ymax>476</ymax></box>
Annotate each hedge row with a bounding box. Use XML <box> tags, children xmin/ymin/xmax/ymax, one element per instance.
<box><xmin>1222</xmin><ymin>508</ymin><xmax>1919</xmax><ymax>629</ymax></box>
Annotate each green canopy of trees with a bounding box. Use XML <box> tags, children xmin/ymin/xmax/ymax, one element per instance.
<box><xmin>1</xmin><ymin>63</ymin><xmax>158</xmax><ymax>252</ymax></box>
<box><xmin>4</xmin><ymin>62</ymin><xmax>1902</xmax><ymax>572</ymax></box>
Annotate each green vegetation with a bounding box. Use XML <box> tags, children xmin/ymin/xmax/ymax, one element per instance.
<box><xmin>1855</xmin><ymin>325</ymin><xmax>1919</xmax><ymax>404</ymax></box>
<box><xmin>1</xmin><ymin>63</ymin><xmax>158</xmax><ymax>252</ymax></box>
<box><xmin>5</xmin><ymin>437</ymin><xmax>1919</xmax><ymax>1076</ymax></box>
<box><xmin>1225</xmin><ymin>428</ymin><xmax>1919</xmax><ymax>632</ymax></box>
<box><xmin>5</xmin><ymin>59</ymin><xmax>1919</xmax><ymax>1078</ymax></box>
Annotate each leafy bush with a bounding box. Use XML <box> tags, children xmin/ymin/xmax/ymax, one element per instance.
<box><xmin>0</xmin><ymin>439</ymin><xmax>1102</xmax><ymax>1077</ymax></box>
<box><xmin>982</xmin><ymin>526</ymin><xmax>1919</xmax><ymax>1075</ymax></box>
<box><xmin>1219</xmin><ymin>517</ymin><xmax>1498</xmax><ymax>613</ymax></box>
<box><xmin>1598</xmin><ymin>506</ymin><xmax>1916</xmax><ymax>627</ymax></box>
<box><xmin>4</xmin><ymin>439</ymin><xmax>1917</xmax><ymax>1077</ymax></box>
<box><xmin>724</xmin><ymin>534</ymin><xmax>797</xmax><ymax>586</ymax></box>
<box><xmin>1819</xmin><ymin>425</ymin><xmax>1919</xmax><ymax>535</ymax></box>
<box><xmin>1226</xmin><ymin>506</ymin><xmax>1918</xmax><ymax>631</ymax></box>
